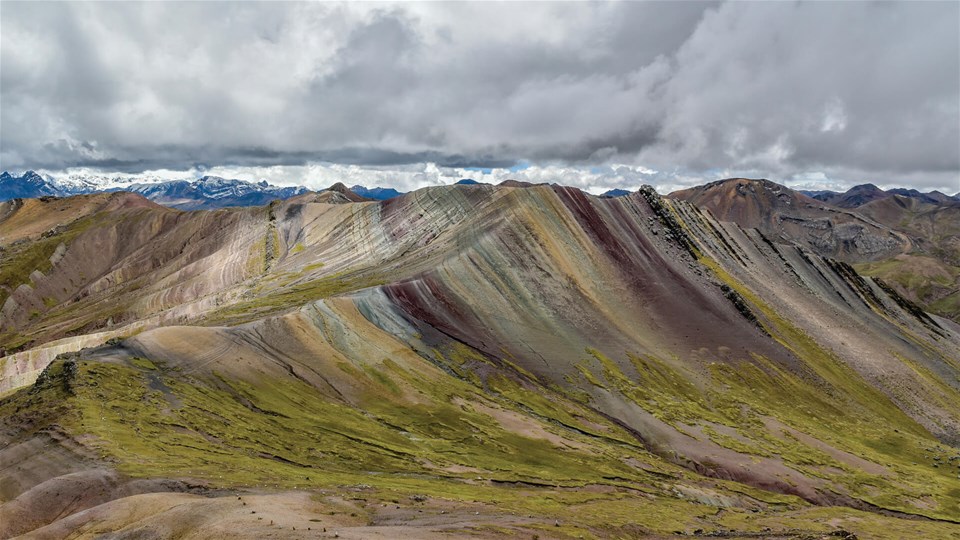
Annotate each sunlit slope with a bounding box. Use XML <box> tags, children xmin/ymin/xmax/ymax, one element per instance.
<box><xmin>0</xmin><ymin>193</ymin><xmax>273</xmax><ymax>354</ymax></box>
<box><xmin>2</xmin><ymin>183</ymin><xmax>960</xmax><ymax>537</ymax></box>
<box><xmin>6</xmin><ymin>320</ymin><xmax>959</xmax><ymax>538</ymax></box>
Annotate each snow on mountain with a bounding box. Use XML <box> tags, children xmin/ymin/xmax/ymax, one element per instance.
<box><xmin>122</xmin><ymin>176</ymin><xmax>308</xmax><ymax>209</ymax></box>
<box><xmin>0</xmin><ymin>171</ymin><xmax>63</xmax><ymax>200</ymax></box>
<box><xmin>0</xmin><ymin>171</ymin><xmax>308</xmax><ymax>208</ymax></box>
<box><xmin>43</xmin><ymin>171</ymin><xmax>175</xmax><ymax>193</ymax></box>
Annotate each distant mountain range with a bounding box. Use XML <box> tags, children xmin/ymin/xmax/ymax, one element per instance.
<box><xmin>3</xmin><ymin>178</ymin><xmax>959</xmax><ymax>538</ymax></box>
<box><xmin>349</xmin><ymin>185</ymin><xmax>405</xmax><ymax>200</ymax></box>
<box><xmin>122</xmin><ymin>177</ymin><xmax>308</xmax><ymax>210</ymax></box>
<box><xmin>671</xmin><ymin>177</ymin><xmax>960</xmax><ymax>322</ymax></box>
<box><xmin>798</xmin><ymin>183</ymin><xmax>958</xmax><ymax>208</ymax></box>
<box><xmin>670</xmin><ymin>178</ymin><xmax>908</xmax><ymax>261</ymax></box>
<box><xmin>362</xmin><ymin>182</ymin><xmax>633</xmax><ymax>199</ymax></box>
<box><xmin>0</xmin><ymin>170</ymin><xmax>418</xmax><ymax>208</ymax></box>
<box><xmin>0</xmin><ymin>171</ymin><xmax>310</xmax><ymax>210</ymax></box>
<box><xmin>3</xmin><ymin>169</ymin><xmax>956</xmax><ymax>211</ymax></box>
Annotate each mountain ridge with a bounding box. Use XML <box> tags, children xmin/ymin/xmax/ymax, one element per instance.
<box><xmin>668</xmin><ymin>177</ymin><xmax>908</xmax><ymax>261</ymax></box>
<box><xmin>800</xmin><ymin>184</ymin><xmax>959</xmax><ymax>207</ymax></box>
<box><xmin>671</xmin><ymin>177</ymin><xmax>959</xmax><ymax>322</ymax></box>
<box><xmin>0</xmin><ymin>170</ymin><xmax>311</xmax><ymax>209</ymax></box>
<box><xmin>2</xmin><ymin>180</ymin><xmax>959</xmax><ymax>537</ymax></box>
<box><xmin>350</xmin><ymin>184</ymin><xmax>405</xmax><ymax>200</ymax></box>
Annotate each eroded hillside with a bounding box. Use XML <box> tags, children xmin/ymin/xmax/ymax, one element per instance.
<box><xmin>2</xmin><ymin>184</ymin><xmax>959</xmax><ymax>539</ymax></box>
<box><xmin>853</xmin><ymin>195</ymin><xmax>960</xmax><ymax>321</ymax></box>
<box><xmin>670</xmin><ymin>178</ymin><xmax>960</xmax><ymax>323</ymax></box>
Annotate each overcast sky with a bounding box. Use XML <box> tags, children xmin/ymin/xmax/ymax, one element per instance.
<box><xmin>2</xmin><ymin>1</ymin><xmax>958</xmax><ymax>194</ymax></box>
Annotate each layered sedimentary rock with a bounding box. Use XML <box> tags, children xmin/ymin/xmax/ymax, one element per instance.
<box><xmin>1</xmin><ymin>183</ymin><xmax>959</xmax><ymax>538</ymax></box>
<box><xmin>669</xmin><ymin>178</ymin><xmax>909</xmax><ymax>261</ymax></box>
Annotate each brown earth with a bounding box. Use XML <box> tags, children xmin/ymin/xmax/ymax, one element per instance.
<box><xmin>1</xmin><ymin>183</ymin><xmax>959</xmax><ymax>538</ymax></box>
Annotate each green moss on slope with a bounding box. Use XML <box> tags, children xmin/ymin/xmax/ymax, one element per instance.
<box><xmin>6</xmin><ymin>343</ymin><xmax>960</xmax><ymax>538</ymax></box>
<box><xmin>0</xmin><ymin>213</ymin><xmax>110</xmax><ymax>306</ymax></box>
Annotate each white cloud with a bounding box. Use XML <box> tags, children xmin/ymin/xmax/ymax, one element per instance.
<box><xmin>820</xmin><ymin>98</ymin><xmax>848</xmax><ymax>133</ymax></box>
<box><xmin>27</xmin><ymin>161</ymin><xmax>959</xmax><ymax>196</ymax></box>
<box><xmin>1</xmin><ymin>2</ymin><xmax>957</xmax><ymax>193</ymax></box>
<box><xmin>34</xmin><ymin>162</ymin><xmax>690</xmax><ymax>195</ymax></box>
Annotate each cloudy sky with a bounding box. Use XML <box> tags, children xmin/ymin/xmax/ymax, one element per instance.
<box><xmin>2</xmin><ymin>1</ymin><xmax>958</xmax><ymax>194</ymax></box>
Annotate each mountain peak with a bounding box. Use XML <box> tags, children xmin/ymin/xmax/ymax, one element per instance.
<box><xmin>886</xmin><ymin>187</ymin><xmax>953</xmax><ymax>205</ymax></box>
<box><xmin>196</xmin><ymin>175</ymin><xmax>231</xmax><ymax>184</ymax></box>
<box><xmin>499</xmin><ymin>179</ymin><xmax>542</xmax><ymax>188</ymax></box>
<box><xmin>350</xmin><ymin>185</ymin><xmax>404</xmax><ymax>200</ymax></box>
<box><xmin>22</xmin><ymin>170</ymin><xmax>45</xmax><ymax>182</ymax></box>
<box><xmin>601</xmin><ymin>188</ymin><xmax>632</xmax><ymax>198</ymax></box>
<box><xmin>322</xmin><ymin>182</ymin><xmax>369</xmax><ymax>202</ymax></box>
<box><xmin>681</xmin><ymin>177</ymin><xmax>800</xmax><ymax>199</ymax></box>
<box><xmin>815</xmin><ymin>183</ymin><xmax>891</xmax><ymax>208</ymax></box>
<box><xmin>0</xmin><ymin>170</ymin><xmax>62</xmax><ymax>201</ymax></box>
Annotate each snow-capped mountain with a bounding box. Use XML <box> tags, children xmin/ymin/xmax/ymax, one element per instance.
<box><xmin>0</xmin><ymin>171</ymin><xmax>63</xmax><ymax>199</ymax></box>
<box><xmin>0</xmin><ymin>170</ymin><xmax>309</xmax><ymax>209</ymax></box>
<box><xmin>49</xmin><ymin>172</ymin><xmax>173</xmax><ymax>193</ymax></box>
<box><xmin>124</xmin><ymin>176</ymin><xmax>308</xmax><ymax>209</ymax></box>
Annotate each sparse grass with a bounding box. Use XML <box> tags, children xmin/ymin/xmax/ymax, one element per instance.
<box><xmin>246</xmin><ymin>234</ymin><xmax>267</xmax><ymax>275</ymax></box>
<box><xmin>930</xmin><ymin>290</ymin><xmax>960</xmax><ymax>320</ymax></box>
<box><xmin>0</xmin><ymin>212</ymin><xmax>110</xmax><ymax>306</ymax></box>
<box><xmin>53</xmin><ymin>357</ymin><xmax>655</xmax><ymax>491</ymax></box>
<box><xmin>0</xmin><ymin>239</ymin><xmax>63</xmax><ymax>302</ymax></box>
<box><xmin>303</xmin><ymin>261</ymin><xmax>325</xmax><ymax>272</ymax></box>
<box><xmin>129</xmin><ymin>357</ymin><xmax>157</xmax><ymax>370</ymax></box>
<box><xmin>4</xmin><ymin>192</ymin><xmax>959</xmax><ymax>537</ymax></box>
<box><xmin>688</xmin><ymin>256</ymin><xmax>960</xmax><ymax>519</ymax></box>
<box><xmin>6</xmin><ymin>335</ymin><xmax>960</xmax><ymax>537</ymax></box>
<box><xmin>202</xmin><ymin>271</ymin><xmax>385</xmax><ymax>325</ymax></box>
<box><xmin>575</xmin><ymin>362</ymin><xmax>605</xmax><ymax>389</ymax></box>
<box><xmin>856</xmin><ymin>256</ymin><xmax>960</xmax><ymax>322</ymax></box>
<box><xmin>10</xmin><ymin>356</ymin><xmax>700</xmax><ymax>536</ymax></box>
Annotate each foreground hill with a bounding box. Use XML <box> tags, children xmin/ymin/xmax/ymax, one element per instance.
<box><xmin>350</xmin><ymin>184</ymin><xmax>405</xmax><ymax>200</ymax></box>
<box><xmin>1</xmin><ymin>184</ymin><xmax>959</xmax><ymax>538</ymax></box>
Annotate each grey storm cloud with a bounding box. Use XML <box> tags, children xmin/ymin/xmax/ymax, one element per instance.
<box><xmin>1</xmin><ymin>1</ymin><xmax>958</xmax><ymax>191</ymax></box>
